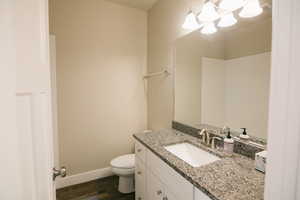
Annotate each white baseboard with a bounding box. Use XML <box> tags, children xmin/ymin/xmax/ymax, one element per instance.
<box><xmin>56</xmin><ymin>167</ymin><xmax>113</xmax><ymax>189</ymax></box>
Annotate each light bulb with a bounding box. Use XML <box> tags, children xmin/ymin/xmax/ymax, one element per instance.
<box><xmin>198</xmin><ymin>2</ymin><xmax>220</xmax><ymax>22</ymax></box>
<box><xmin>218</xmin><ymin>12</ymin><xmax>237</xmax><ymax>27</ymax></box>
<box><xmin>182</xmin><ymin>11</ymin><xmax>200</xmax><ymax>30</ymax></box>
<box><xmin>201</xmin><ymin>22</ymin><xmax>217</xmax><ymax>34</ymax></box>
<box><xmin>239</xmin><ymin>0</ymin><xmax>263</xmax><ymax>18</ymax></box>
<box><xmin>219</xmin><ymin>0</ymin><xmax>245</xmax><ymax>11</ymax></box>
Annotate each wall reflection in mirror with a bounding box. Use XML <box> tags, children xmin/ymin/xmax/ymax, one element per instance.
<box><xmin>174</xmin><ymin>5</ymin><xmax>272</xmax><ymax>140</ymax></box>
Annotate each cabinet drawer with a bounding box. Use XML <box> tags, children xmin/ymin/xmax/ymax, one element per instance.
<box><xmin>147</xmin><ymin>150</ymin><xmax>194</xmax><ymax>200</ymax></box>
<box><xmin>135</xmin><ymin>140</ymin><xmax>146</xmax><ymax>163</ymax></box>
<box><xmin>135</xmin><ymin>158</ymin><xmax>146</xmax><ymax>200</ymax></box>
<box><xmin>194</xmin><ymin>187</ymin><xmax>212</xmax><ymax>200</ymax></box>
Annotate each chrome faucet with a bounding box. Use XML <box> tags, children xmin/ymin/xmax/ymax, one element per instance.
<box><xmin>198</xmin><ymin>129</ymin><xmax>210</xmax><ymax>146</ymax></box>
<box><xmin>198</xmin><ymin>129</ymin><xmax>206</xmax><ymax>143</ymax></box>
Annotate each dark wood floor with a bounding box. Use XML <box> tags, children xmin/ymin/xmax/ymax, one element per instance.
<box><xmin>56</xmin><ymin>176</ymin><xmax>135</xmax><ymax>200</ymax></box>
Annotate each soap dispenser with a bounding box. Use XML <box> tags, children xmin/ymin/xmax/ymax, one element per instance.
<box><xmin>224</xmin><ymin>131</ymin><xmax>234</xmax><ymax>154</ymax></box>
<box><xmin>240</xmin><ymin>128</ymin><xmax>250</xmax><ymax>140</ymax></box>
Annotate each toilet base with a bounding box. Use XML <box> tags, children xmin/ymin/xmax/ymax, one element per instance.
<box><xmin>118</xmin><ymin>176</ymin><xmax>135</xmax><ymax>194</ymax></box>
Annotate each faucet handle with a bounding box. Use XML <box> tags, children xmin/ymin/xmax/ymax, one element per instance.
<box><xmin>198</xmin><ymin>129</ymin><xmax>206</xmax><ymax>135</ymax></box>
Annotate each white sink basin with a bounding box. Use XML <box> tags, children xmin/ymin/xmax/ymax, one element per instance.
<box><xmin>164</xmin><ymin>142</ymin><xmax>220</xmax><ymax>167</ymax></box>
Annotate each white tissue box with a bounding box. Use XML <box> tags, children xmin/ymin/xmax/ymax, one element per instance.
<box><xmin>255</xmin><ymin>150</ymin><xmax>267</xmax><ymax>173</ymax></box>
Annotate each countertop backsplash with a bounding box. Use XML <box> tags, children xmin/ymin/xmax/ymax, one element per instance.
<box><xmin>172</xmin><ymin>121</ymin><xmax>266</xmax><ymax>159</ymax></box>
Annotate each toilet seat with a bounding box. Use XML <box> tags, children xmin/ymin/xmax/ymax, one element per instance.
<box><xmin>110</xmin><ymin>154</ymin><xmax>135</xmax><ymax>169</ymax></box>
<box><xmin>111</xmin><ymin>167</ymin><xmax>135</xmax><ymax>176</ymax></box>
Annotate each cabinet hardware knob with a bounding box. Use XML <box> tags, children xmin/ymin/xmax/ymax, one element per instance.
<box><xmin>138</xmin><ymin>197</ymin><xmax>142</xmax><ymax>200</ymax></box>
<box><xmin>137</xmin><ymin>171</ymin><xmax>142</xmax><ymax>175</ymax></box>
<box><xmin>163</xmin><ymin>197</ymin><xmax>168</xmax><ymax>200</ymax></box>
<box><xmin>156</xmin><ymin>190</ymin><xmax>162</xmax><ymax>195</ymax></box>
<box><xmin>137</xmin><ymin>149</ymin><xmax>142</xmax><ymax>152</ymax></box>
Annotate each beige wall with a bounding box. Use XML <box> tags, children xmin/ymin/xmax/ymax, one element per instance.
<box><xmin>51</xmin><ymin>0</ymin><xmax>147</xmax><ymax>175</ymax></box>
<box><xmin>224</xmin><ymin>18</ymin><xmax>272</xmax><ymax>59</ymax></box>
<box><xmin>148</xmin><ymin>0</ymin><xmax>204</xmax><ymax>130</ymax></box>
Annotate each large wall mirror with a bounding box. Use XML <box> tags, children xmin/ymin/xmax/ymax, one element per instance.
<box><xmin>174</xmin><ymin>2</ymin><xmax>272</xmax><ymax>140</ymax></box>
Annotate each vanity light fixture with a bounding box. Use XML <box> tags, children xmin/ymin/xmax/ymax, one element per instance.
<box><xmin>182</xmin><ymin>0</ymin><xmax>266</xmax><ymax>34</ymax></box>
<box><xmin>201</xmin><ymin>22</ymin><xmax>217</xmax><ymax>34</ymax></box>
<box><xmin>219</xmin><ymin>0</ymin><xmax>245</xmax><ymax>11</ymax></box>
<box><xmin>239</xmin><ymin>0</ymin><xmax>263</xmax><ymax>18</ymax></box>
<box><xmin>182</xmin><ymin>11</ymin><xmax>201</xmax><ymax>30</ymax></box>
<box><xmin>197</xmin><ymin>2</ymin><xmax>220</xmax><ymax>22</ymax></box>
<box><xmin>218</xmin><ymin>12</ymin><xmax>237</xmax><ymax>27</ymax></box>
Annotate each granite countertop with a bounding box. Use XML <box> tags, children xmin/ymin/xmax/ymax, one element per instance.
<box><xmin>133</xmin><ymin>129</ymin><xmax>265</xmax><ymax>200</ymax></box>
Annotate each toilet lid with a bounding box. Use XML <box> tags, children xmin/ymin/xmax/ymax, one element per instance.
<box><xmin>111</xmin><ymin>154</ymin><xmax>135</xmax><ymax>169</ymax></box>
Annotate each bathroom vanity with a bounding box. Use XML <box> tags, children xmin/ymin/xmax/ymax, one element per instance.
<box><xmin>134</xmin><ymin>10</ymin><xmax>270</xmax><ymax>199</ymax></box>
<box><xmin>134</xmin><ymin>129</ymin><xmax>265</xmax><ymax>200</ymax></box>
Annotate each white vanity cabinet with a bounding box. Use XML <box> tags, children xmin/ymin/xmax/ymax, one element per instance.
<box><xmin>134</xmin><ymin>139</ymin><xmax>212</xmax><ymax>200</ymax></box>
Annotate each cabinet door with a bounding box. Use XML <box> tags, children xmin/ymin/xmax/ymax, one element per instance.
<box><xmin>147</xmin><ymin>150</ymin><xmax>194</xmax><ymax>200</ymax></box>
<box><xmin>135</xmin><ymin>140</ymin><xmax>146</xmax><ymax>163</ymax></box>
<box><xmin>135</xmin><ymin>158</ymin><xmax>146</xmax><ymax>200</ymax></box>
<box><xmin>147</xmin><ymin>170</ymin><xmax>164</xmax><ymax>200</ymax></box>
<box><xmin>163</xmin><ymin>189</ymin><xmax>180</xmax><ymax>200</ymax></box>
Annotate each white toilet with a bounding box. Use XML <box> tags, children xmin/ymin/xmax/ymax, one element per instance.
<box><xmin>110</xmin><ymin>154</ymin><xmax>135</xmax><ymax>194</ymax></box>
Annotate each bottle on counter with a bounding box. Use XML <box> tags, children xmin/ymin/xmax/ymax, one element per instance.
<box><xmin>239</xmin><ymin>128</ymin><xmax>250</xmax><ymax>140</ymax></box>
<box><xmin>224</xmin><ymin>131</ymin><xmax>234</xmax><ymax>154</ymax></box>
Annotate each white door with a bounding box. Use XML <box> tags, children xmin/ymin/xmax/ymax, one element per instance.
<box><xmin>1</xmin><ymin>0</ymin><xmax>57</xmax><ymax>200</ymax></box>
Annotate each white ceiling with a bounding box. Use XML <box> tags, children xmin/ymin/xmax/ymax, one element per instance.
<box><xmin>106</xmin><ymin>0</ymin><xmax>271</xmax><ymax>11</ymax></box>
<box><xmin>106</xmin><ymin>0</ymin><xmax>159</xmax><ymax>10</ymax></box>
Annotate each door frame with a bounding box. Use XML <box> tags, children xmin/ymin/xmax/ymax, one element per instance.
<box><xmin>264</xmin><ymin>0</ymin><xmax>300</xmax><ymax>199</ymax></box>
<box><xmin>50</xmin><ymin>35</ymin><xmax>60</xmax><ymax>171</ymax></box>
